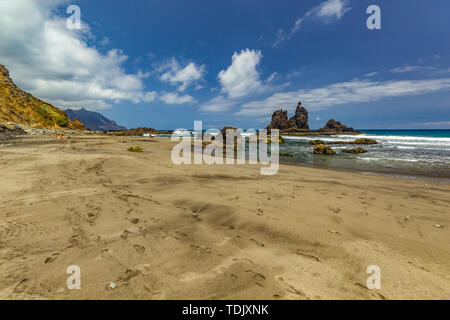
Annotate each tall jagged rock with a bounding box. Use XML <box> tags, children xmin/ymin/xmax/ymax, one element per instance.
<box><xmin>267</xmin><ymin>101</ymin><xmax>309</xmax><ymax>131</ymax></box>
<box><xmin>0</xmin><ymin>64</ymin><xmax>84</xmax><ymax>130</ymax></box>
<box><xmin>288</xmin><ymin>102</ymin><xmax>309</xmax><ymax>131</ymax></box>
<box><xmin>267</xmin><ymin>110</ymin><xmax>290</xmax><ymax>130</ymax></box>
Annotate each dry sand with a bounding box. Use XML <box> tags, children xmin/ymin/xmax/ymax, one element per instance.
<box><xmin>0</xmin><ymin>136</ymin><xmax>449</xmax><ymax>300</ymax></box>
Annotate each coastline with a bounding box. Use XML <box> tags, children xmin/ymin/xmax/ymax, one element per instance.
<box><xmin>278</xmin><ymin>157</ymin><xmax>450</xmax><ymax>183</ymax></box>
<box><xmin>1</xmin><ymin>135</ymin><xmax>449</xmax><ymax>299</ymax></box>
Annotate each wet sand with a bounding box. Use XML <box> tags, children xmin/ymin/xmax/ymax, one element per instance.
<box><xmin>0</xmin><ymin>136</ymin><xmax>449</xmax><ymax>299</ymax></box>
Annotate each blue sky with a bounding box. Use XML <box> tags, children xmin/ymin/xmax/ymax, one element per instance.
<box><xmin>0</xmin><ymin>0</ymin><xmax>449</xmax><ymax>129</ymax></box>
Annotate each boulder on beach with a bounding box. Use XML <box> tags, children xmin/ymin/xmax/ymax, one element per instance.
<box><xmin>128</xmin><ymin>146</ymin><xmax>144</xmax><ymax>152</ymax></box>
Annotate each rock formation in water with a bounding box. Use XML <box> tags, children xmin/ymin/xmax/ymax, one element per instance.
<box><xmin>341</xmin><ymin>147</ymin><xmax>368</xmax><ymax>154</ymax></box>
<box><xmin>313</xmin><ymin>144</ymin><xmax>336</xmax><ymax>155</ymax></box>
<box><xmin>267</xmin><ymin>102</ymin><xmax>309</xmax><ymax>131</ymax></box>
<box><xmin>319</xmin><ymin>119</ymin><xmax>355</xmax><ymax>134</ymax></box>
<box><xmin>266</xmin><ymin>101</ymin><xmax>362</xmax><ymax>135</ymax></box>
<box><xmin>288</xmin><ymin>102</ymin><xmax>309</xmax><ymax>131</ymax></box>
<box><xmin>267</xmin><ymin>110</ymin><xmax>290</xmax><ymax>130</ymax></box>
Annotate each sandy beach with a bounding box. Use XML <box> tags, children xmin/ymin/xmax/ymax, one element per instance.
<box><xmin>0</xmin><ymin>135</ymin><xmax>449</xmax><ymax>300</ymax></box>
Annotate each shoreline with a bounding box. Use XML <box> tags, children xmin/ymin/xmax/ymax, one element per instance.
<box><xmin>3</xmin><ymin>133</ymin><xmax>450</xmax><ymax>180</ymax></box>
<box><xmin>279</xmin><ymin>158</ymin><xmax>450</xmax><ymax>183</ymax></box>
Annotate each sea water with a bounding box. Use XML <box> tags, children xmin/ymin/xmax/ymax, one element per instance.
<box><xmin>280</xmin><ymin>130</ymin><xmax>450</xmax><ymax>179</ymax></box>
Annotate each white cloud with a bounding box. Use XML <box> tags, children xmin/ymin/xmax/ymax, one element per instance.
<box><xmin>273</xmin><ymin>0</ymin><xmax>351</xmax><ymax>47</ymax></box>
<box><xmin>159</xmin><ymin>58</ymin><xmax>205</xmax><ymax>92</ymax></box>
<box><xmin>315</xmin><ymin>0</ymin><xmax>350</xmax><ymax>19</ymax></box>
<box><xmin>218</xmin><ymin>49</ymin><xmax>265</xmax><ymax>98</ymax></box>
<box><xmin>237</xmin><ymin>78</ymin><xmax>450</xmax><ymax>116</ymax></box>
<box><xmin>420</xmin><ymin>121</ymin><xmax>450</xmax><ymax>127</ymax></box>
<box><xmin>198</xmin><ymin>49</ymin><xmax>269</xmax><ymax>113</ymax></box>
<box><xmin>266</xmin><ymin>72</ymin><xmax>278</xmax><ymax>83</ymax></box>
<box><xmin>0</xmin><ymin>0</ymin><xmax>156</xmax><ymax>110</ymax></box>
<box><xmin>159</xmin><ymin>92</ymin><xmax>196</xmax><ymax>105</ymax></box>
<box><xmin>199</xmin><ymin>95</ymin><xmax>236</xmax><ymax>112</ymax></box>
<box><xmin>390</xmin><ymin>65</ymin><xmax>434</xmax><ymax>73</ymax></box>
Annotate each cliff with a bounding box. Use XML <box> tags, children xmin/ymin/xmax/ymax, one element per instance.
<box><xmin>0</xmin><ymin>64</ymin><xmax>84</xmax><ymax>130</ymax></box>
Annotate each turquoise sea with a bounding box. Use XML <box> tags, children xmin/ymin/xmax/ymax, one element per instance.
<box><xmin>154</xmin><ymin>129</ymin><xmax>450</xmax><ymax>178</ymax></box>
<box><xmin>280</xmin><ymin>129</ymin><xmax>450</xmax><ymax>179</ymax></box>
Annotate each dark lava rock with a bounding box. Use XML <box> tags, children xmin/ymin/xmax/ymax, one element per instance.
<box><xmin>313</xmin><ymin>144</ymin><xmax>336</xmax><ymax>155</ymax></box>
<box><xmin>309</xmin><ymin>139</ymin><xmax>325</xmax><ymax>145</ymax></box>
<box><xmin>341</xmin><ymin>147</ymin><xmax>368</xmax><ymax>154</ymax></box>
<box><xmin>329</xmin><ymin>138</ymin><xmax>378</xmax><ymax>145</ymax></box>
<box><xmin>319</xmin><ymin>119</ymin><xmax>357</xmax><ymax>134</ymax></box>
<box><xmin>267</xmin><ymin>102</ymin><xmax>309</xmax><ymax>131</ymax></box>
<box><xmin>267</xmin><ymin>110</ymin><xmax>290</xmax><ymax>130</ymax></box>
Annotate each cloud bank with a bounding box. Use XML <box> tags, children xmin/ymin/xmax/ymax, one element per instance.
<box><xmin>237</xmin><ymin>78</ymin><xmax>450</xmax><ymax>116</ymax></box>
<box><xmin>0</xmin><ymin>0</ymin><xmax>194</xmax><ymax>109</ymax></box>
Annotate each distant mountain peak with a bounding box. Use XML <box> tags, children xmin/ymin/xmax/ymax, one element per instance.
<box><xmin>65</xmin><ymin>108</ymin><xmax>127</xmax><ymax>131</ymax></box>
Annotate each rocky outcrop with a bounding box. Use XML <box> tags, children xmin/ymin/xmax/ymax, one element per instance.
<box><xmin>313</xmin><ymin>144</ymin><xmax>336</xmax><ymax>155</ymax></box>
<box><xmin>0</xmin><ymin>64</ymin><xmax>84</xmax><ymax>130</ymax></box>
<box><xmin>319</xmin><ymin>119</ymin><xmax>355</xmax><ymax>134</ymax></box>
<box><xmin>342</xmin><ymin>148</ymin><xmax>368</xmax><ymax>154</ymax></box>
<box><xmin>267</xmin><ymin>102</ymin><xmax>360</xmax><ymax>135</ymax></box>
<box><xmin>0</xmin><ymin>123</ymin><xmax>27</xmax><ymax>137</ymax></box>
<box><xmin>267</xmin><ymin>102</ymin><xmax>309</xmax><ymax>131</ymax></box>
<box><xmin>309</xmin><ymin>140</ymin><xmax>325</xmax><ymax>145</ymax></box>
<box><xmin>329</xmin><ymin>138</ymin><xmax>378</xmax><ymax>145</ymax></box>
<box><xmin>267</xmin><ymin>110</ymin><xmax>290</xmax><ymax>130</ymax></box>
<box><xmin>288</xmin><ymin>102</ymin><xmax>309</xmax><ymax>131</ymax></box>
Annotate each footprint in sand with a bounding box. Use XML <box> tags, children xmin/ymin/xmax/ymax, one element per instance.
<box><xmin>134</xmin><ymin>244</ymin><xmax>146</xmax><ymax>254</ymax></box>
<box><xmin>276</xmin><ymin>276</ymin><xmax>306</xmax><ymax>298</ymax></box>
<box><xmin>120</xmin><ymin>229</ymin><xmax>130</xmax><ymax>240</ymax></box>
<box><xmin>295</xmin><ymin>249</ymin><xmax>320</xmax><ymax>262</ymax></box>
<box><xmin>44</xmin><ymin>253</ymin><xmax>60</xmax><ymax>264</ymax></box>
<box><xmin>330</xmin><ymin>207</ymin><xmax>341</xmax><ymax>214</ymax></box>
<box><xmin>250</xmin><ymin>239</ymin><xmax>265</xmax><ymax>247</ymax></box>
<box><xmin>101</xmin><ymin>248</ymin><xmax>113</xmax><ymax>258</ymax></box>
<box><xmin>87</xmin><ymin>212</ymin><xmax>98</xmax><ymax>225</ymax></box>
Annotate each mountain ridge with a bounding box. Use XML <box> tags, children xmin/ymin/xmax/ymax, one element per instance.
<box><xmin>0</xmin><ymin>64</ymin><xmax>84</xmax><ymax>130</ymax></box>
<box><xmin>65</xmin><ymin>108</ymin><xmax>127</xmax><ymax>131</ymax></box>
